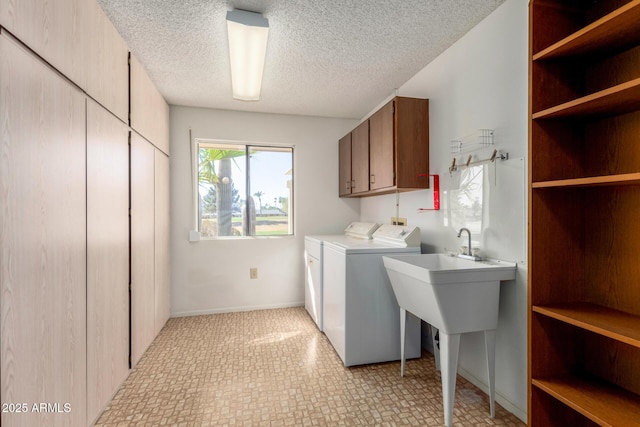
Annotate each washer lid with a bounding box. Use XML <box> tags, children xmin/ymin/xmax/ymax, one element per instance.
<box><xmin>372</xmin><ymin>225</ymin><xmax>421</xmax><ymax>247</ymax></box>
<box><xmin>344</xmin><ymin>222</ymin><xmax>380</xmax><ymax>239</ymax></box>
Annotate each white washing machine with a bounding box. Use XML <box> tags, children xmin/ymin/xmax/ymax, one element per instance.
<box><xmin>304</xmin><ymin>222</ymin><xmax>380</xmax><ymax>331</ymax></box>
<box><xmin>323</xmin><ymin>224</ymin><xmax>422</xmax><ymax>366</ymax></box>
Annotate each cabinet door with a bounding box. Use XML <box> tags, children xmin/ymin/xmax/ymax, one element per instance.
<box><xmin>131</xmin><ymin>131</ymin><xmax>156</xmax><ymax>366</ymax></box>
<box><xmin>395</xmin><ymin>97</ymin><xmax>429</xmax><ymax>188</ymax></box>
<box><xmin>154</xmin><ymin>150</ymin><xmax>170</xmax><ymax>335</ymax></box>
<box><xmin>1</xmin><ymin>33</ymin><xmax>87</xmax><ymax>427</ymax></box>
<box><xmin>130</xmin><ymin>54</ymin><xmax>170</xmax><ymax>155</ymax></box>
<box><xmin>338</xmin><ymin>133</ymin><xmax>352</xmax><ymax>196</ymax></box>
<box><xmin>85</xmin><ymin>0</ymin><xmax>129</xmax><ymax>122</ymax></box>
<box><xmin>86</xmin><ymin>100</ymin><xmax>130</xmax><ymax>423</ymax></box>
<box><xmin>350</xmin><ymin>120</ymin><xmax>370</xmax><ymax>195</ymax></box>
<box><xmin>369</xmin><ymin>100</ymin><xmax>395</xmax><ymax>191</ymax></box>
<box><xmin>0</xmin><ymin>0</ymin><xmax>88</xmax><ymax>89</ymax></box>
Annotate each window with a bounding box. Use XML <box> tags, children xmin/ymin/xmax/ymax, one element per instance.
<box><xmin>197</xmin><ymin>140</ymin><xmax>294</xmax><ymax>238</ymax></box>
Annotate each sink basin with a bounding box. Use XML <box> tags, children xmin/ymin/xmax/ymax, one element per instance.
<box><xmin>383</xmin><ymin>253</ymin><xmax>516</xmax><ymax>334</ymax></box>
<box><xmin>382</xmin><ymin>253</ymin><xmax>516</xmax><ymax>427</ymax></box>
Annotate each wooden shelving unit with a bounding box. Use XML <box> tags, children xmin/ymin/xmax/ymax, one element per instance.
<box><xmin>532</xmin><ymin>376</ymin><xmax>640</xmax><ymax>426</ymax></box>
<box><xmin>529</xmin><ymin>1</ymin><xmax>640</xmax><ymax>425</ymax></box>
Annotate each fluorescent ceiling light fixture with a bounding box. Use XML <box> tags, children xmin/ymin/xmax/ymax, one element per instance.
<box><xmin>226</xmin><ymin>9</ymin><xmax>269</xmax><ymax>101</ymax></box>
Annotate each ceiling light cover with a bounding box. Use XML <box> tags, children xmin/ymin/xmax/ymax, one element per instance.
<box><xmin>226</xmin><ymin>9</ymin><xmax>269</xmax><ymax>101</ymax></box>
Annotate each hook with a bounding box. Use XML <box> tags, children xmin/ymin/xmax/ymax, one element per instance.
<box><xmin>490</xmin><ymin>149</ymin><xmax>498</xmax><ymax>162</ymax></box>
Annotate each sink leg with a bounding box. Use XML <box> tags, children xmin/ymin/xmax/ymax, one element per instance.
<box><xmin>440</xmin><ymin>332</ymin><xmax>460</xmax><ymax>427</ymax></box>
<box><xmin>400</xmin><ymin>308</ymin><xmax>406</xmax><ymax>377</ymax></box>
<box><xmin>430</xmin><ymin>324</ymin><xmax>440</xmax><ymax>371</ymax></box>
<box><xmin>484</xmin><ymin>329</ymin><xmax>496</xmax><ymax>418</ymax></box>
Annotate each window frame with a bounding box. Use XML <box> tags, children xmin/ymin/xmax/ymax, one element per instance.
<box><xmin>193</xmin><ymin>138</ymin><xmax>295</xmax><ymax>239</ymax></box>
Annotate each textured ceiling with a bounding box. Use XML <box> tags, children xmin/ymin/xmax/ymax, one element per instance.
<box><xmin>97</xmin><ymin>0</ymin><xmax>506</xmax><ymax>119</ymax></box>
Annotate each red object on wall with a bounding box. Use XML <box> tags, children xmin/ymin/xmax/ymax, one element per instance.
<box><xmin>416</xmin><ymin>174</ymin><xmax>440</xmax><ymax>211</ymax></box>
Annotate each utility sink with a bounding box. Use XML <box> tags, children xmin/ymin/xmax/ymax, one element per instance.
<box><xmin>383</xmin><ymin>253</ymin><xmax>516</xmax><ymax>334</ymax></box>
<box><xmin>383</xmin><ymin>253</ymin><xmax>516</xmax><ymax>427</ymax></box>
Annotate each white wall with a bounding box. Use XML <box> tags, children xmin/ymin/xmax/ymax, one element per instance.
<box><xmin>170</xmin><ymin>106</ymin><xmax>359</xmax><ymax>316</ymax></box>
<box><xmin>360</xmin><ymin>0</ymin><xmax>528</xmax><ymax>420</ymax></box>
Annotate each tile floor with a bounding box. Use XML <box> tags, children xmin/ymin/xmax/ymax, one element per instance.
<box><xmin>95</xmin><ymin>307</ymin><xmax>525</xmax><ymax>426</ymax></box>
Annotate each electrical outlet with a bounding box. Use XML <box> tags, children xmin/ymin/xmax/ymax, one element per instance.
<box><xmin>250</xmin><ymin>267</ymin><xmax>258</xmax><ymax>279</ymax></box>
<box><xmin>390</xmin><ymin>217</ymin><xmax>407</xmax><ymax>226</ymax></box>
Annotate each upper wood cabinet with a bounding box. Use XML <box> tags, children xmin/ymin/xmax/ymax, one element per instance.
<box><xmin>350</xmin><ymin>120</ymin><xmax>370</xmax><ymax>195</ymax></box>
<box><xmin>0</xmin><ymin>0</ymin><xmax>88</xmax><ymax>89</ymax></box>
<box><xmin>528</xmin><ymin>1</ymin><xmax>640</xmax><ymax>426</ymax></box>
<box><xmin>85</xmin><ymin>0</ymin><xmax>129</xmax><ymax>122</ymax></box>
<box><xmin>338</xmin><ymin>133</ymin><xmax>352</xmax><ymax>196</ymax></box>
<box><xmin>130</xmin><ymin>54</ymin><xmax>170</xmax><ymax>155</ymax></box>
<box><xmin>338</xmin><ymin>120</ymin><xmax>371</xmax><ymax>196</ymax></box>
<box><xmin>369</xmin><ymin>100</ymin><xmax>394</xmax><ymax>191</ymax></box>
<box><xmin>338</xmin><ymin>96</ymin><xmax>429</xmax><ymax>197</ymax></box>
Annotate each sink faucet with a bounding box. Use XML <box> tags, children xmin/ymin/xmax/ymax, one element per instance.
<box><xmin>457</xmin><ymin>227</ymin><xmax>472</xmax><ymax>256</ymax></box>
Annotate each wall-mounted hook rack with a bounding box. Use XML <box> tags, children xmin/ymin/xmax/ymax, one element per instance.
<box><xmin>449</xmin><ymin>149</ymin><xmax>509</xmax><ymax>174</ymax></box>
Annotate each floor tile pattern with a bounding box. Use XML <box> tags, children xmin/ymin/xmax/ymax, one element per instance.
<box><xmin>95</xmin><ymin>307</ymin><xmax>525</xmax><ymax>426</ymax></box>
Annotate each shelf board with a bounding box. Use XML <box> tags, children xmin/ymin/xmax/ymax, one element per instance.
<box><xmin>532</xmin><ymin>376</ymin><xmax>640</xmax><ymax>426</ymax></box>
<box><xmin>532</xmin><ymin>78</ymin><xmax>640</xmax><ymax>119</ymax></box>
<box><xmin>533</xmin><ymin>0</ymin><xmax>640</xmax><ymax>61</ymax></box>
<box><xmin>532</xmin><ymin>173</ymin><xmax>640</xmax><ymax>189</ymax></box>
<box><xmin>533</xmin><ymin>303</ymin><xmax>640</xmax><ymax>348</ymax></box>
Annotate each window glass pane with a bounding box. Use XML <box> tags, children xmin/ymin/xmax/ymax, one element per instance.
<box><xmin>249</xmin><ymin>146</ymin><xmax>293</xmax><ymax>236</ymax></box>
<box><xmin>198</xmin><ymin>143</ymin><xmax>247</xmax><ymax>237</ymax></box>
<box><xmin>197</xmin><ymin>141</ymin><xmax>293</xmax><ymax>238</ymax></box>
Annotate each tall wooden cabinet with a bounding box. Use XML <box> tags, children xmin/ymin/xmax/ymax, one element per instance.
<box><xmin>131</xmin><ymin>133</ymin><xmax>157</xmax><ymax>366</ymax></box>
<box><xmin>528</xmin><ymin>1</ymin><xmax>640</xmax><ymax>425</ymax></box>
<box><xmin>130</xmin><ymin>131</ymin><xmax>170</xmax><ymax>365</ymax></box>
<box><xmin>129</xmin><ymin>53</ymin><xmax>171</xmax><ymax>363</ymax></box>
<box><xmin>0</xmin><ymin>32</ymin><xmax>88</xmax><ymax>427</ymax></box>
<box><xmin>338</xmin><ymin>96</ymin><xmax>429</xmax><ymax>198</ymax></box>
<box><xmin>154</xmin><ymin>151</ymin><xmax>171</xmax><ymax>335</ymax></box>
<box><xmin>86</xmin><ymin>100</ymin><xmax>130</xmax><ymax>424</ymax></box>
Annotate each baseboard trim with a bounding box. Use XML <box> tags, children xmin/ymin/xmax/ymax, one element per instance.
<box><xmin>457</xmin><ymin>366</ymin><xmax>527</xmax><ymax>423</ymax></box>
<box><xmin>170</xmin><ymin>301</ymin><xmax>305</xmax><ymax>318</ymax></box>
